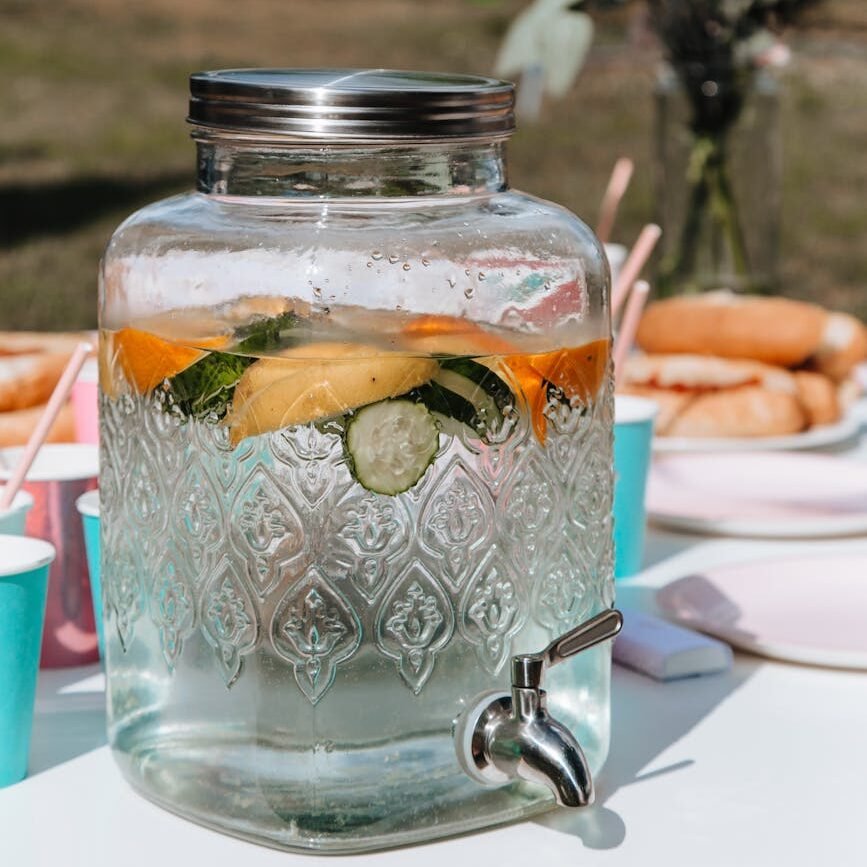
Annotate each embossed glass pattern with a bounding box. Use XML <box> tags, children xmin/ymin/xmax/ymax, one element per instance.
<box><xmin>99</xmin><ymin>68</ymin><xmax>613</xmax><ymax>854</ymax></box>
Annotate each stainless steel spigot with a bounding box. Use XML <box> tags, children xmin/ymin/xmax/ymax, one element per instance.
<box><xmin>454</xmin><ymin>609</ymin><xmax>623</xmax><ymax>808</ymax></box>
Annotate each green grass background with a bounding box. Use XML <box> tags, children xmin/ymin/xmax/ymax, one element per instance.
<box><xmin>1</xmin><ymin>0</ymin><xmax>865</xmax><ymax>329</ymax></box>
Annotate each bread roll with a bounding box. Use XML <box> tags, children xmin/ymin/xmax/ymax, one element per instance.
<box><xmin>0</xmin><ymin>402</ymin><xmax>76</xmax><ymax>447</ymax></box>
<box><xmin>623</xmin><ymin>353</ymin><xmax>798</xmax><ymax>395</ymax></box>
<box><xmin>0</xmin><ymin>352</ymin><xmax>74</xmax><ymax>413</ymax></box>
<box><xmin>838</xmin><ymin>376</ymin><xmax>863</xmax><ymax>412</ymax></box>
<box><xmin>619</xmin><ymin>353</ymin><xmax>809</xmax><ymax>438</ymax></box>
<box><xmin>616</xmin><ymin>384</ymin><xmax>694</xmax><ymax>435</ymax></box>
<box><xmin>793</xmin><ymin>371</ymin><xmax>840</xmax><ymax>426</ymax></box>
<box><xmin>806</xmin><ymin>312</ymin><xmax>867</xmax><ymax>383</ymax></box>
<box><xmin>0</xmin><ymin>331</ymin><xmax>86</xmax><ymax>357</ymax></box>
<box><xmin>636</xmin><ymin>291</ymin><xmax>827</xmax><ymax>367</ymax></box>
<box><xmin>665</xmin><ymin>386</ymin><xmax>807</xmax><ymax>438</ymax></box>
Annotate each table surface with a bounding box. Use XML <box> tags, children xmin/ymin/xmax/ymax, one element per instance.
<box><xmin>4</xmin><ymin>407</ymin><xmax>867</xmax><ymax>867</ymax></box>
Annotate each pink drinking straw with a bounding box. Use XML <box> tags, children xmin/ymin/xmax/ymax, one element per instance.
<box><xmin>611</xmin><ymin>223</ymin><xmax>662</xmax><ymax>318</ymax></box>
<box><xmin>596</xmin><ymin>157</ymin><xmax>634</xmax><ymax>245</ymax></box>
<box><xmin>613</xmin><ymin>280</ymin><xmax>650</xmax><ymax>378</ymax></box>
<box><xmin>0</xmin><ymin>342</ymin><xmax>93</xmax><ymax>511</ymax></box>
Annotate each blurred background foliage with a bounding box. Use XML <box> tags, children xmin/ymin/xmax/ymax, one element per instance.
<box><xmin>0</xmin><ymin>0</ymin><xmax>864</xmax><ymax>329</ymax></box>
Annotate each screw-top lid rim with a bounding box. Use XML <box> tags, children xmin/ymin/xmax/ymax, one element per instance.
<box><xmin>188</xmin><ymin>68</ymin><xmax>516</xmax><ymax>141</ymax></box>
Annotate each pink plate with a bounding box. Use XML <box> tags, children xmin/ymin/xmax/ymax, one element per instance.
<box><xmin>647</xmin><ymin>451</ymin><xmax>867</xmax><ymax>538</ymax></box>
<box><xmin>656</xmin><ymin>551</ymin><xmax>867</xmax><ymax>669</ymax></box>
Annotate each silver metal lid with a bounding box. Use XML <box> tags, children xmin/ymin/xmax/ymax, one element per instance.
<box><xmin>188</xmin><ymin>68</ymin><xmax>515</xmax><ymax>142</ymax></box>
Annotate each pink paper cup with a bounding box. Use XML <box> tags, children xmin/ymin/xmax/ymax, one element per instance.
<box><xmin>71</xmin><ymin>357</ymin><xmax>99</xmax><ymax>445</ymax></box>
<box><xmin>0</xmin><ymin>445</ymin><xmax>99</xmax><ymax>668</ymax></box>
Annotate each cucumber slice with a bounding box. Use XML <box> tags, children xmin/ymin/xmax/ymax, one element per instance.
<box><xmin>345</xmin><ymin>400</ymin><xmax>439</xmax><ymax>495</ymax></box>
<box><xmin>440</xmin><ymin>357</ymin><xmax>514</xmax><ymax>412</ymax></box>
<box><xmin>432</xmin><ymin>368</ymin><xmax>502</xmax><ymax>431</ymax></box>
<box><xmin>411</xmin><ymin>360</ymin><xmax>514</xmax><ymax>439</ymax></box>
<box><xmin>411</xmin><ymin>380</ymin><xmax>481</xmax><ymax>432</ymax></box>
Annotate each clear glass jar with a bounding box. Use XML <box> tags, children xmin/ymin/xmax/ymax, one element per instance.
<box><xmin>99</xmin><ymin>69</ymin><xmax>614</xmax><ymax>853</ymax></box>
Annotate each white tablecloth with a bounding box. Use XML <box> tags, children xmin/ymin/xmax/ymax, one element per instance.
<box><xmin>3</xmin><ymin>405</ymin><xmax>867</xmax><ymax>866</ymax></box>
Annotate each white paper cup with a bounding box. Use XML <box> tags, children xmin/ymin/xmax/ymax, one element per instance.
<box><xmin>604</xmin><ymin>243</ymin><xmax>627</xmax><ymax>291</ymax></box>
<box><xmin>0</xmin><ymin>444</ymin><xmax>99</xmax><ymax>483</ymax></box>
<box><xmin>72</xmin><ymin>356</ymin><xmax>99</xmax><ymax>445</ymax></box>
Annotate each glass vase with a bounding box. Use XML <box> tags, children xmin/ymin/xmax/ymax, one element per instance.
<box><xmin>654</xmin><ymin>64</ymin><xmax>781</xmax><ymax>297</ymax></box>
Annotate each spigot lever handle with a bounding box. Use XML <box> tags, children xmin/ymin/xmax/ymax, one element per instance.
<box><xmin>512</xmin><ymin>609</ymin><xmax>623</xmax><ymax>689</ymax></box>
<box><xmin>547</xmin><ymin>609</ymin><xmax>623</xmax><ymax>665</ymax></box>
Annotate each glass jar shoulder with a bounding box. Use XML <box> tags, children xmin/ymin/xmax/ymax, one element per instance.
<box><xmin>105</xmin><ymin>192</ymin><xmax>233</xmax><ymax>259</ymax></box>
<box><xmin>107</xmin><ymin>190</ymin><xmax>601</xmax><ymax>248</ymax></box>
<box><xmin>102</xmin><ymin>190</ymin><xmax>609</xmax><ymax>346</ymax></box>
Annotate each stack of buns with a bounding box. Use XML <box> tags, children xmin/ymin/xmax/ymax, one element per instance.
<box><xmin>0</xmin><ymin>332</ymin><xmax>83</xmax><ymax>446</ymax></box>
<box><xmin>620</xmin><ymin>292</ymin><xmax>867</xmax><ymax>438</ymax></box>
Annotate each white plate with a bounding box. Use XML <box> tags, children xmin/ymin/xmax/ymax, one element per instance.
<box><xmin>653</xmin><ymin>413</ymin><xmax>862</xmax><ymax>453</ymax></box>
<box><xmin>656</xmin><ymin>550</ymin><xmax>867</xmax><ymax>670</ymax></box>
<box><xmin>647</xmin><ymin>451</ymin><xmax>867</xmax><ymax>538</ymax></box>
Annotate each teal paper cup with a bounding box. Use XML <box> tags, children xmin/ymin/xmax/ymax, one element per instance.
<box><xmin>613</xmin><ymin>395</ymin><xmax>658</xmax><ymax>579</ymax></box>
<box><xmin>0</xmin><ymin>491</ymin><xmax>34</xmax><ymax>536</ymax></box>
<box><xmin>75</xmin><ymin>490</ymin><xmax>103</xmax><ymax>660</ymax></box>
<box><xmin>0</xmin><ymin>534</ymin><xmax>55</xmax><ymax>787</ymax></box>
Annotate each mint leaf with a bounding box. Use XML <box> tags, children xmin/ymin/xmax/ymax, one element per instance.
<box><xmin>168</xmin><ymin>351</ymin><xmax>252</xmax><ymax>420</ymax></box>
<box><xmin>235</xmin><ymin>310</ymin><xmax>302</xmax><ymax>354</ymax></box>
<box><xmin>164</xmin><ymin>309</ymin><xmax>305</xmax><ymax>420</ymax></box>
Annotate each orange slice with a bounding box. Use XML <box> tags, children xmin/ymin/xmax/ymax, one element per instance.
<box><xmin>400</xmin><ymin>314</ymin><xmax>609</xmax><ymax>445</ymax></box>
<box><xmin>226</xmin><ymin>342</ymin><xmax>439</xmax><ymax>445</ymax></box>
<box><xmin>506</xmin><ymin>339</ymin><xmax>610</xmax><ymax>444</ymax></box>
<box><xmin>400</xmin><ymin>314</ymin><xmax>517</xmax><ymax>357</ymax></box>
<box><xmin>98</xmin><ymin>331</ymin><xmax>120</xmax><ymax>399</ymax></box>
<box><xmin>113</xmin><ymin>327</ymin><xmax>230</xmax><ymax>394</ymax></box>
